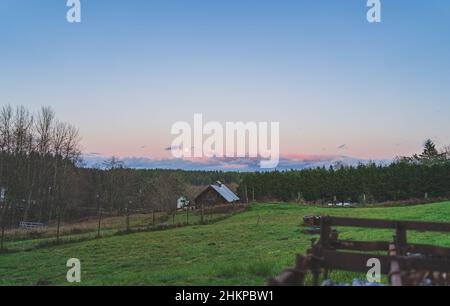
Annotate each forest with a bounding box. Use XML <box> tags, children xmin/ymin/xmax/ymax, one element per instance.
<box><xmin>238</xmin><ymin>139</ymin><xmax>450</xmax><ymax>203</ymax></box>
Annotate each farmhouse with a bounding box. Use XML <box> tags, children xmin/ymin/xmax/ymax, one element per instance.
<box><xmin>195</xmin><ymin>181</ymin><xmax>240</xmax><ymax>207</ymax></box>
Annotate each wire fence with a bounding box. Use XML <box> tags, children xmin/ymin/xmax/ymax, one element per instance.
<box><xmin>0</xmin><ymin>203</ymin><xmax>250</xmax><ymax>253</ymax></box>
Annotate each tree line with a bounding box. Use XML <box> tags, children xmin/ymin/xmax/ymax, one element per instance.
<box><xmin>0</xmin><ymin>105</ymin><xmax>81</xmax><ymax>225</ymax></box>
<box><xmin>238</xmin><ymin>140</ymin><xmax>450</xmax><ymax>203</ymax></box>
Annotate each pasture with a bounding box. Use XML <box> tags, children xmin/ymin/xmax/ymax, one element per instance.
<box><xmin>1</xmin><ymin>201</ymin><xmax>450</xmax><ymax>285</ymax></box>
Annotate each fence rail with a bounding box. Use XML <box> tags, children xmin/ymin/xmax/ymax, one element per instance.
<box><xmin>270</xmin><ymin>216</ymin><xmax>450</xmax><ymax>286</ymax></box>
<box><xmin>19</xmin><ymin>222</ymin><xmax>45</xmax><ymax>230</ymax></box>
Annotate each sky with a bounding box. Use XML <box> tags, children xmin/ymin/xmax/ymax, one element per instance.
<box><xmin>1</xmin><ymin>0</ymin><xmax>450</xmax><ymax>164</ymax></box>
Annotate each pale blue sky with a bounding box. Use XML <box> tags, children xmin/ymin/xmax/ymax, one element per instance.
<box><xmin>1</xmin><ymin>0</ymin><xmax>450</xmax><ymax>159</ymax></box>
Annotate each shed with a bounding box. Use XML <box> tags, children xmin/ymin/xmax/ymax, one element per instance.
<box><xmin>195</xmin><ymin>181</ymin><xmax>240</xmax><ymax>207</ymax></box>
<box><xmin>177</xmin><ymin>197</ymin><xmax>189</xmax><ymax>210</ymax></box>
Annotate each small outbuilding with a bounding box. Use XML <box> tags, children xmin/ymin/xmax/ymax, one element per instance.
<box><xmin>195</xmin><ymin>181</ymin><xmax>240</xmax><ymax>207</ymax></box>
<box><xmin>177</xmin><ymin>197</ymin><xmax>189</xmax><ymax>210</ymax></box>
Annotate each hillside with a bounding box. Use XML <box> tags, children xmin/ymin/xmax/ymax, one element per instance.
<box><xmin>1</xmin><ymin>202</ymin><xmax>450</xmax><ymax>286</ymax></box>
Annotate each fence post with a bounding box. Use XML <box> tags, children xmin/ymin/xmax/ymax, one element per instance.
<box><xmin>126</xmin><ymin>208</ymin><xmax>130</xmax><ymax>232</ymax></box>
<box><xmin>56</xmin><ymin>205</ymin><xmax>62</xmax><ymax>244</ymax></box>
<box><xmin>245</xmin><ymin>185</ymin><xmax>249</xmax><ymax>204</ymax></box>
<box><xmin>319</xmin><ymin>216</ymin><xmax>331</xmax><ymax>248</ymax></box>
<box><xmin>96</xmin><ymin>194</ymin><xmax>102</xmax><ymax>238</ymax></box>
<box><xmin>395</xmin><ymin>222</ymin><xmax>407</xmax><ymax>255</ymax></box>
<box><xmin>201</xmin><ymin>203</ymin><xmax>204</xmax><ymax>224</ymax></box>
<box><xmin>0</xmin><ymin>206</ymin><xmax>6</xmax><ymax>250</ymax></box>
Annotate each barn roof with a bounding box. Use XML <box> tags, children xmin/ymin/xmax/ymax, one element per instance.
<box><xmin>209</xmin><ymin>181</ymin><xmax>240</xmax><ymax>203</ymax></box>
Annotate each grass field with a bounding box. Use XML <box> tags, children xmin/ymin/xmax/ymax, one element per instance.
<box><xmin>1</xmin><ymin>201</ymin><xmax>450</xmax><ymax>286</ymax></box>
<box><xmin>2</xmin><ymin>207</ymin><xmax>239</xmax><ymax>252</ymax></box>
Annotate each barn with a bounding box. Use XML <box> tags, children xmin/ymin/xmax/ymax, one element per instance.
<box><xmin>195</xmin><ymin>181</ymin><xmax>240</xmax><ymax>207</ymax></box>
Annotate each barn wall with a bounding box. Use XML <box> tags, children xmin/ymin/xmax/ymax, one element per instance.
<box><xmin>195</xmin><ymin>188</ymin><xmax>227</xmax><ymax>206</ymax></box>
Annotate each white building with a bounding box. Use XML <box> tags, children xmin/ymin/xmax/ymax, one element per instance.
<box><xmin>177</xmin><ymin>197</ymin><xmax>189</xmax><ymax>210</ymax></box>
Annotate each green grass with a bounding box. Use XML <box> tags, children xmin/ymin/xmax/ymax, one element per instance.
<box><xmin>3</xmin><ymin>210</ymin><xmax>230</xmax><ymax>252</ymax></box>
<box><xmin>1</xmin><ymin>201</ymin><xmax>450</xmax><ymax>286</ymax></box>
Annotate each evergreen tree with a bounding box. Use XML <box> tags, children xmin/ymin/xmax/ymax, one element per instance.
<box><xmin>416</xmin><ymin>139</ymin><xmax>446</xmax><ymax>165</ymax></box>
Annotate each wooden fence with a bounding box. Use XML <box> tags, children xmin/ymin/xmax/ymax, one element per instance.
<box><xmin>270</xmin><ymin>216</ymin><xmax>450</xmax><ymax>286</ymax></box>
